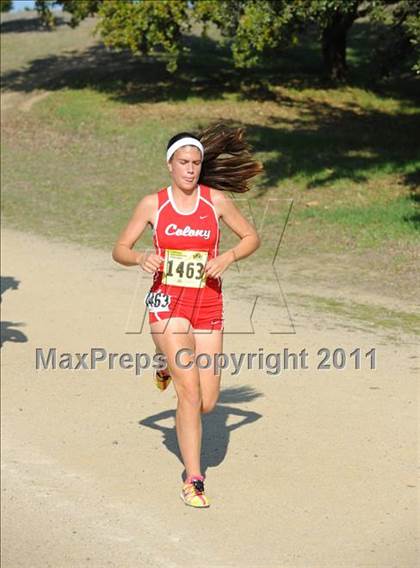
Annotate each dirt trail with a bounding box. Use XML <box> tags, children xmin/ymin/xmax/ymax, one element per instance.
<box><xmin>1</xmin><ymin>90</ymin><xmax>51</xmax><ymax>112</ymax></box>
<box><xmin>1</xmin><ymin>227</ymin><xmax>418</xmax><ymax>568</ymax></box>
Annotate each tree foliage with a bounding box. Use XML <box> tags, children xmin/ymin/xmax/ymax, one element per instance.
<box><xmin>194</xmin><ymin>0</ymin><xmax>303</xmax><ymax>69</ymax></box>
<box><xmin>34</xmin><ymin>0</ymin><xmax>420</xmax><ymax>80</ymax></box>
<box><xmin>303</xmin><ymin>0</ymin><xmax>363</xmax><ymax>80</ymax></box>
<box><xmin>97</xmin><ymin>0</ymin><xmax>190</xmax><ymax>72</ymax></box>
<box><xmin>35</xmin><ymin>0</ymin><xmax>190</xmax><ymax>72</ymax></box>
<box><xmin>369</xmin><ymin>0</ymin><xmax>420</xmax><ymax>76</ymax></box>
<box><xmin>1</xmin><ymin>0</ymin><xmax>13</xmax><ymax>13</ymax></box>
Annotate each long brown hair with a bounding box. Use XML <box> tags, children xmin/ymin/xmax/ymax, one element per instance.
<box><xmin>198</xmin><ymin>123</ymin><xmax>263</xmax><ymax>193</ymax></box>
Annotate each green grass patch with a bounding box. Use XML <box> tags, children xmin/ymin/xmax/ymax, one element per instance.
<box><xmin>289</xmin><ymin>293</ymin><xmax>420</xmax><ymax>336</ymax></box>
<box><xmin>2</xmin><ymin>85</ymin><xmax>419</xmax><ymax>257</ymax></box>
<box><xmin>297</xmin><ymin>195</ymin><xmax>419</xmax><ymax>248</ymax></box>
<box><xmin>1</xmin><ymin>10</ymin><xmax>419</xmax><ymax>320</ymax></box>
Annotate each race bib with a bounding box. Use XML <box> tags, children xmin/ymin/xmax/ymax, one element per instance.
<box><xmin>162</xmin><ymin>249</ymin><xmax>208</xmax><ymax>288</ymax></box>
<box><xmin>144</xmin><ymin>290</ymin><xmax>171</xmax><ymax>312</ymax></box>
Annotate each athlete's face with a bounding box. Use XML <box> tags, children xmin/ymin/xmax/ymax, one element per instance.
<box><xmin>167</xmin><ymin>146</ymin><xmax>202</xmax><ymax>191</ymax></box>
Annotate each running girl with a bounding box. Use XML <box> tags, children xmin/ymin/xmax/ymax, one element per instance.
<box><xmin>112</xmin><ymin>123</ymin><xmax>263</xmax><ymax>507</ymax></box>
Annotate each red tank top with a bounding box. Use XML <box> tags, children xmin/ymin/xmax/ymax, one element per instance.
<box><xmin>151</xmin><ymin>184</ymin><xmax>222</xmax><ymax>292</ymax></box>
<box><xmin>153</xmin><ymin>184</ymin><xmax>220</xmax><ymax>259</ymax></box>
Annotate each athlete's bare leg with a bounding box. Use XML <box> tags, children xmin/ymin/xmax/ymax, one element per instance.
<box><xmin>150</xmin><ymin>317</ymin><xmax>203</xmax><ymax>478</ymax></box>
<box><xmin>150</xmin><ymin>324</ymin><xmax>223</xmax><ymax>412</ymax></box>
<box><xmin>193</xmin><ymin>329</ymin><xmax>223</xmax><ymax>414</ymax></box>
<box><xmin>150</xmin><ymin>327</ymin><xmax>168</xmax><ymax>369</ymax></box>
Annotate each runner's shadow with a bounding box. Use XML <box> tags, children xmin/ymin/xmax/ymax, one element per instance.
<box><xmin>138</xmin><ymin>385</ymin><xmax>263</xmax><ymax>482</ymax></box>
<box><xmin>1</xmin><ymin>275</ymin><xmax>20</xmax><ymax>300</ymax></box>
<box><xmin>1</xmin><ymin>276</ymin><xmax>28</xmax><ymax>349</ymax></box>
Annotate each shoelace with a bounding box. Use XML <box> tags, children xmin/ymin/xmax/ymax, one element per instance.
<box><xmin>192</xmin><ymin>479</ymin><xmax>204</xmax><ymax>493</ymax></box>
<box><xmin>156</xmin><ymin>370</ymin><xmax>171</xmax><ymax>380</ymax></box>
<box><xmin>184</xmin><ymin>479</ymin><xmax>205</xmax><ymax>496</ymax></box>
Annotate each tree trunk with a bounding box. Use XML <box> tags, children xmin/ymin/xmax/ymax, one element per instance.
<box><xmin>321</xmin><ymin>7</ymin><xmax>358</xmax><ymax>81</ymax></box>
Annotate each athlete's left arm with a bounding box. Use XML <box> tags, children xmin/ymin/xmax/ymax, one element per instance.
<box><xmin>204</xmin><ymin>190</ymin><xmax>261</xmax><ymax>279</ymax></box>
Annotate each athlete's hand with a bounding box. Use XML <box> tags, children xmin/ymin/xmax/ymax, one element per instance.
<box><xmin>204</xmin><ymin>251</ymin><xmax>235</xmax><ymax>279</ymax></box>
<box><xmin>138</xmin><ymin>251</ymin><xmax>164</xmax><ymax>273</ymax></box>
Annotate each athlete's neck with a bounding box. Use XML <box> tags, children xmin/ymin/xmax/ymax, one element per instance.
<box><xmin>170</xmin><ymin>183</ymin><xmax>199</xmax><ymax>208</ymax></box>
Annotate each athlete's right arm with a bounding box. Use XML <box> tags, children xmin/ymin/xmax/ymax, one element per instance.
<box><xmin>111</xmin><ymin>194</ymin><xmax>164</xmax><ymax>272</ymax></box>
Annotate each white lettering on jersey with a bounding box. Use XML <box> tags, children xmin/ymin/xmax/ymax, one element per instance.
<box><xmin>165</xmin><ymin>223</ymin><xmax>211</xmax><ymax>240</ymax></box>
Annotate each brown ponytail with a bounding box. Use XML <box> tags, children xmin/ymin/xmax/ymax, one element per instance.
<box><xmin>197</xmin><ymin>122</ymin><xmax>263</xmax><ymax>193</ymax></box>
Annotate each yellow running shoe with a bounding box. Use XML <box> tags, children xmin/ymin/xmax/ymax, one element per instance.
<box><xmin>155</xmin><ymin>368</ymin><xmax>172</xmax><ymax>391</ymax></box>
<box><xmin>180</xmin><ymin>475</ymin><xmax>210</xmax><ymax>508</ymax></box>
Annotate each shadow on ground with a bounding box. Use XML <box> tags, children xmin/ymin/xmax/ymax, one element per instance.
<box><xmin>139</xmin><ymin>385</ymin><xmax>263</xmax><ymax>482</ymax></box>
<box><xmin>405</xmin><ymin>172</ymin><xmax>420</xmax><ymax>230</ymax></box>
<box><xmin>239</xmin><ymin>108</ymin><xmax>420</xmax><ymax>193</ymax></box>
<box><xmin>1</xmin><ymin>15</ymin><xmax>68</xmax><ymax>34</ymax></box>
<box><xmin>0</xmin><ymin>276</ymin><xmax>28</xmax><ymax>348</ymax></box>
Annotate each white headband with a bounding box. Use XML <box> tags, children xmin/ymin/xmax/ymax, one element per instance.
<box><xmin>166</xmin><ymin>137</ymin><xmax>204</xmax><ymax>162</ymax></box>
